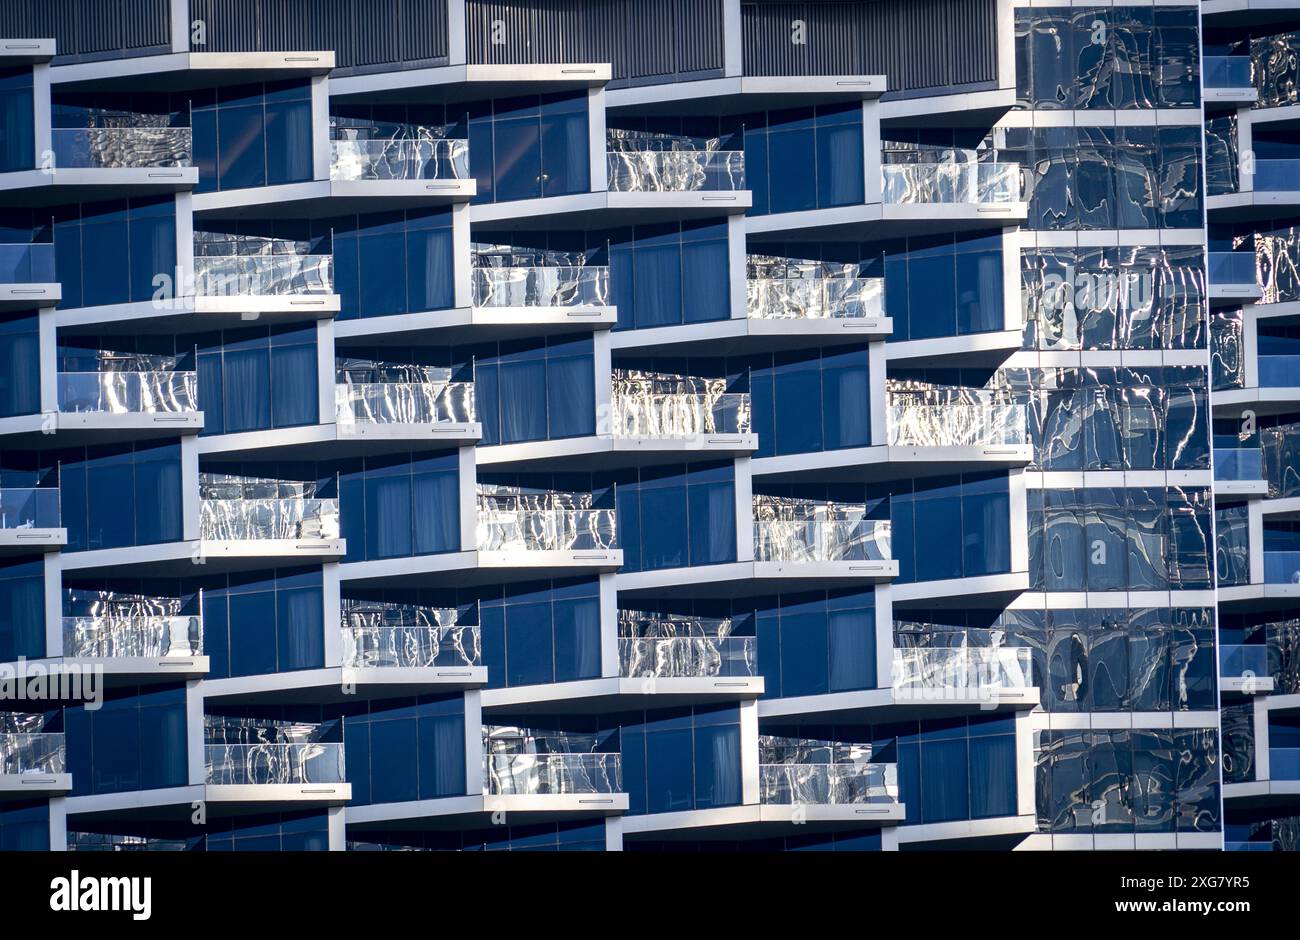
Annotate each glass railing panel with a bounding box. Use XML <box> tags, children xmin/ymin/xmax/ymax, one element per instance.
<box><xmin>0</xmin><ymin>488</ymin><xmax>60</xmax><ymax>529</ymax></box>
<box><xmin>0</xmin><ymin>243</ymin><xmax>55</xmax><ymax>282</ymax></box>
<box><xmin>341</xmin><ymin>624</ymin><xmax>481</xmax><ymax>668</ymax></box>
<box><xmin>1225</xmin><ymin>842</ymin><xmax>1274</xmax><ymax>852</ymax></box>
<box><xmin>1257</xmin><ymin>355</ymin><xmax>1300</xmax><ymax>387</ymax></box>
<box><xmin>1204</xmin><ymin>56</ymin><xmax>1253</xmax><ymax>88</ymax></box>
<box><xmin>470</xmin><ymin>266</ymin><xmax>610</xmax><ymax>307</ymax></box>
<box><xmin>1253</xmin><ymin>159</ymin><xmax>1300</xmax><ymax>192</ymax></box>
<box><xmin>204</xmin><ymin>743</ymin><xmax>346</xmax><ymax>785</ymax></box>
<box><xmin>618</xmin><ymin>636</ymin><xmax>757</xmax><ymax>678</ymax></box>
<box><xmin>484</xmin><ymin>752</ymin><xmax>622</xmax><ymax>795</ymax></box>
<box><xmin>199</xmin><ymin>498</ymin><xmax>340</xmax><ymax>541</ymax></box>
<box><xmin>193</xmin><ymin>254</ymin><xmax>334</xmax><ymax>296</ymax></box>
<box><xmin>746</xmin><ymin>277</ymin><xmax>883</xmax><ymax>320</ymax></box>
<box><xmin>476</xmin><ymin>507</ymin><xmax>617</xmax><ymax>552</ymax></box>
<box><xmin>610</xmin><ymin>391</ymin><xmax>751</xmax><ymax>438</ymax></box>
<box><xmin>753</xmin><ymin>517</ymin><xmax>891</xmax><ymax>563</ymax></box>
<box><xmin>887</xmin><ymin>402</ymin><xmax>1027</xmax><ymax>447</ymax></box>
<box><xmin>1208</xmin><ymin>252</ymin><xmax>1257</xmax><ymax>285</ymax></box>
<box><xmin>0</xmin><ymin>733</ymin><xmax>65</xmax><ymax>774</ymax></box>
<box><xmin>1264</xmin><ymin>551</ymin><xmax>1300</xmax><ymax>584</ymax></box>
<box><xmin>606</xmin><ymin>150</ymin><xmax>745</xmax><ymax>192</ymax></box>
<box><xmin>881</xmin><ymin>162</ymin><xmax>1021</xmax><ymax>204</ymax></box>
<box><xmin>1219</xmin><ymin>644</ymin><xmax>1270</xmax><ymax>677</ymax></box>
<box><xmin>57</xmin><ymin>371</ymin><xmax>197</xmax><ymax>414</ymax></box>
<box><xmin>52</xmin><ymin>127</ymin><xmax>193</xmax><ymax>169</ymax></box>
<box><xmin>63</xmin><ymin>614</ymin><xmax>201</xmax><ymax>658</ymax></box>
<box><xmin>330</xmin><ymin>138</ymin><xmax>469</xmax><ymax>181</ymax></box>
<box><xmin>1269</xmin><ymin>747</ymin><xmax>1300</xmax><ymax>780</ymax></box>
<box><xmin>1214</xmin><ymin>447</ymin><xmax>1263</xmax><ymax>481</ymax></box>
<box><xmin>335</xmin><ymin>382</ymin><xmax>475</xmax><ymax>425</ymax></box>
<box><xmin>759</xmin><ymin>762</ymin><xmax>898</xmax><ymax>804</ymax></box>
<box><xmin>891</xmin><ymin>647</ymin><xmax>1034</xmax><ymax>691</ymax></box>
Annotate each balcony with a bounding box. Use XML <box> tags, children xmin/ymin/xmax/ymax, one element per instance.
<box><xmin>330</xmin><ymin>137</ymin><xmax>469</xmax><ymax>182</ymax></box>
<box><xmin>484</xmin><ymin>752</ymin><xmax>622</xmax><ymax>796</ymax></box>
<box><xmin>746</xmin><ymin>276</ymin><xmax>883</xmax><ymax>321</ymax></box>
<box><xmin>1220</xmin><ymin>644</ymin><xmax>1273</xmax><ymax>695</ymax></box>
<box><xmin>1214</xmin><ymin>446</ymin><xmax>1267</xmax><ymax>499</ymax></box>
<box><xmin>610</xmin><ymin>376</ymin><xmax>751</xmax><ymax>441</ymax></box>
<box><xmin>606</xmin><ymin>148</ymin><xmax>746</xmax><ymax>193</ymax></box>
<box><xmin>0</xmin><ymin>732</ymin><xmax>68</xmax><ymax>795</ymax></box>
<box><xmin>1264</xmin><ymin>551</ymin><xmax>1300</xmax><ymax>585</ymax></box>
<box><xmin>471</xmin><ymin>265</ymin><xmax>610</xmax><ymax>309</ymax></box>
<box><xmin>476</xmin><ymin>505</ymin><xmax>617</xmax><ymax>552</ymax></box>
<box><xmin>759</xmin><ymin>761</ymin><xmax>898</xmax><ymax>806</ymax></box>
<box><xmin>619</xmin><ymin>635</ymin><xmax>757</xmax><ymax>679</ymax></box>
<box><xmin>198</xmin><ymin>474</ymin><xmax>344</xmax><ymax>567</ymax></box>
<box><xmin>892</xmin><ymin>646</ymin><xmax>1033</xmax><ymax>693</ymax></box>
<box><xmin>204</xmin><ymin>742</ymin><xmax>346</xmax><ymax>786</ymax></box>
<box><xmin>1208</xmin><ymin>252</ymin><xmax>1260</xmax><ymax>304</ymax></box>
<box><xmin>62</xmin><ymin>614</ymin><xmax>202</xmax><ymax>659</ymax></box>
<box><xmin>887</xmin><ymin>398</ymin><xmax>1027</xmax><ymax>449</ymax></box>
<box><xmin>0</xmin><ymin>242</ymin><xmax>58</xmax><ymax>309</ymax></box>
<box><xmin>193</xmin><ymin>252</ymin><xmax>334</xmax><ymax>299</ymax></box>
<box><xmin>1204</xmin><ymin>56</ymin><xmax>1256</xmax><ymax>104</ymax></box>
<box><xmin>53</xmin><ymin>126</ymin><xmax>192</xmax><ymax>170</ymax></box>
<box><xmin>1253</xmin><ymin>159</ymin><xmax>1300</xmax><ymax>194</ymax></box>
<box><xmin>753</xmin><ymin>512</ymin><xmax>891</xmax><ymax>564</ymax></box>
<box><xmin>335</xmin><ymin>379</ymin><xmax>477</xmax><ymax>442</ymax></box>
<box><xmin>0</xmin><ymin>487</ymin><xmax>64</xmax><ymax>555</ymax></box>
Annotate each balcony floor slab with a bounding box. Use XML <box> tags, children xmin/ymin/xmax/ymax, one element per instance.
<box><xmin>620</xmin><ymin>802</ymin><xmax>905</xmax><ymax>841</ymax></box>
<box><xmin>334</xmin><ymin>306</ymin><xmax>617</xmax><ymax>346</ymax></box>
<box><xmin>757</xmin><ymin>685</ymin><xmax>1041</xmax><ymax>725</ymax></box>
<box><xmin>616</xmin><ymin>559</ymin><xmax>897</xmax><ymax>600</ymax></box>
<box><xmin>609</xmin><ymin>314</ymin><xmax>892</xmax><ymax>356</ymax></box>
<box><xmin>476</xmin><ymin>433</ymin><xmax>758</xmax><ymax>471</ymax></box>
<box><xmin>480</xmin><ymin>676</ymin><xmax>765</xmax><ymax>716</ymax></box>
<box><xmin>201</xmin><ymin>665</ymin><xmax>487</xmax><ymax>704</ymax></box>
<box><xmin>345</xmin><ymin>792</ymin><xmax>629</xmax><ymax>831</ymax></box>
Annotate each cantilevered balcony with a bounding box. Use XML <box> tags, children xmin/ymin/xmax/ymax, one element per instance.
<box><xmin>883</xmin><ymin>391</ymin><xmax>1033</xmax><ymax>474</ymax></box>
<box><xmin>192</xmin><ymin>232</ymin><xmax>339</xmax><ymax>319</ymax></box>
<box><xmin>607</xmin><ymin>370</ymin><xmax>757</xmax><ymax>461</ymax></box>
<box><xmin>475</xmin><ymin>488</ymin><xmax>621</xmax><ymax>575</ymax></box>
<box><xmin>0</xmin><ymin>729</ymin><xmax>69</xmax><ymax>797</ymax></box>
<box><xmin>60</xmin><ymin>609</ymin><xmax>206</xmax><ymax>682</ymax></box>
<box><xmin>337</xmin><ymin>598</ymin><xmax>485</xmax><ymax>691</ymax></box>
<box><xmin>0</xmin><ymin>486</ymin><xmax>64</xmax><ymax>555</ymax></box>
<box><xmin>205</xmin><ymin>742</ymin><xmax>346</xmax><ymax>786</ymax></box>
<box><xmin>1209</xmin><ymin>158</ymin><xmax>1300</xmax><ymax>219</ymax></box>
<box><xmin>334</xmin><ymin>372</ymin><xmax>480</xmax><ymax>446</ymax></box>
<box><xmin>484</xmin><ymin>726</ymin><xmax>623</xmax><ymax>799</ymax></box>
<box><xmin>472</xmin><ymin>264</ymin><xmax>610</xmax><ymax>311</ymax></box>
<box><xmin>892</xmin><ymin>646</ymin><xmax>1034</xmax><ymax>701</ymax></box>
<box><xmin>747</xmin><ymin>275</ymin><xmax>883</xmax><ymax>322</ymax></box>
<box><xmin>1203</xmin><ymin>56</ymin><xmax>1257</xmax><ymax>105</ymax></box>
<box><xmin>619</xmin><ymin>634</ymin><xmax>756</xmax><ymax>680</ymax></box>
<box><xmin>753</xmin><ymin>503</ymin><xmax>891</xmax><ymax>565</ymax></box>
<box><xmin>1209</xmin><ymin>251</ymin><xmax>1261</xmax><ymax>305</ymax></box>
<box><xmin>2</xmin><ymin>124</ymin><xmax>199</xmax><ymax>202</ymax></box>
<box><xmin>55</xmin><ymin>369</ymin><xmax>202</xmax><ymax>438</ymax></box>
<box><xmin>198</xmin><ymin>473</ymin><xmax>345</xmax><ymax>566</ymax></box>
<box><xmin>53</xmin><ymin>126</ymin><xmax>192</xmax><ymax>170</ymax></box>
<box><xmin>601</xmin><ymin>134</ymin><xmax>750</xmax><ymax>219</ymax></box>
<box><xmin>1214</xmin><ymin>445</ymin><xmax>1268</xmax><ymax>499</ymax></box>
<box><xmin>754</xmin><ymin>735</ymin><xmax>903</xmax><ymax>828</ymax></box>
<box><xmin>203</xmin><ymin>717</ymin><xmax>349</xmax><ymax>808</ymax></box>
<box><xmin>0</xmin><ymin>241</ymin><xmax>58</xmax><ymax>309</ymax></box>
<box><xmin>326</xmin><ymin>133</ymin><xmax>475</xmax><ymax>204</ymax></box>
<box><xmin>1220</xmin><ymin>644</ymin><xmax>1273</xmax><ymax>695</ymax></box>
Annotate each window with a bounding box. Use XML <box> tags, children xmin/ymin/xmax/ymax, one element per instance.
<box><xmin>743</xmin><ymin>103</ymin><xmax>864</xmax><ymax>216</ymax></box>
<box><xmin>196</xmin><ymin>324</ymin><xmax>319</xmax><ymax>436</ymax></box>
<box><xmin>609</xmin><ymin>462</ymin><xmax>736</xmax><ymax>573</ymax></box>
<box><xmin>337</xmin><ymin>451</ymin><xmax>461</xmax><ymax>562</ymax></box>
<box><xmin>331</xmin><ymin>209</ymin><xmax>455</xmax><ymax>320</ymax></box>
<box><xmin>0</xmin><ymin>68</ymin><xmax>33</xmax><ymax>172</ymax></box>
<box><xmin>0</xmin><ymin>559</ymin><xmax>44</xmax><ymax>661</ymax></box>
<box><xmin>192</xmin><ymin>80</ymin><xmax>313</xmax><ymax>193</ymax></box>
<box><xmin>617</xmin><ymin>705</ymin><xmax>743</xmax><ymax>815</ymax></box>
<box><xmin>609</xmin><ymin>221</ymin><xmax>730</xmax><ymax>330</ymax></box>
<box><xmin>65</xmin><ymin>685</ymin><xmax>188</xmax><ymax>796</ymax></box>
<box><xmin>881</xmin><ymin>472</ymin><xmax>1011</xmax><ymax>584</ymax></box>
<box><xmin>754</xmin><ymin>589</ymin><xmax>877</xmax><ymax>698</ymax></box>
<box><xmin>470</xmin><ymin>334</ymin><xmax>595</xmax><ymax>445</ymax></box>
<box><xmin>477</xmin><ymin>578</ymin><xmax>602</xmax><ymax>689</ymax></box>
<box><xmin>53</xmin><ymin>440</ymin><xmax>185</xmax><ymax>552</ymax></box>
<box><xmin>0</xmin><ymin>312</ymin><xmax>40</xmax><ymax>419</ymax></box>
<box><xmin>343</xmin><ymin>694</ymin><xmax>465</xmax><ymax>805</ymax></box>
<box><xmin>200</xmin><ymin>568</ymin><xmax>325</xmax><ymax>679</ymax></box>
<box><xmin>744</xmin><ymin>345</ymin><xmax>871</xmax><ymax>456</ymax></box>
<box><xmin>53</xmin><ymin>198</ymin><xmax>176</xmax><ymax>309</ymax></box>
<box><xmin>468</xmin><ymin>93</ymin><xmax>589</xmax><ymax>204</ymax></box>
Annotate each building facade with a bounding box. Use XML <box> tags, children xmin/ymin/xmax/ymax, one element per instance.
<box><xmin>0</xmin><ymin>0</ymin><xmax>1290</xmax><ymax>852</ymax></box>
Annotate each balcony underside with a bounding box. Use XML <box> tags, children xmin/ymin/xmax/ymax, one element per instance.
<box><xmin>0</xmin><ymin>168</ymin><xmax>197</xmax><ymax>205</ymax></box>
<box><xmin>480</xmin><ymin>676</ymin><xmax>765</xmax><ymax>717</ymax></box>
<box><xmin>1223</xmin><ymin>780</ymin><xmax>1300</xmax><ymax>811</ymax></box>
<box><xmin>328</xmin><ymin>63</ymin><xmax>612</xmax><ymax>105</ymax></box>
<box><xmin>605</xmin><ymin>75</ymin><xmax>887</xmax><ymax>115</ymax></box>
<box><xmin>620</xmin><ymin>802</ymin><xmax>906</xmax><ymax>841</ymax></box>
<box><xmin>196</xmin><ymin>421</ymin><xmax>481</xmax><ymax>460</ymax></box>
<box><xmin>750</xmin><ymin>443</ymin><xmax>1033</xmax><ymax>484</ymax></box>
<box><xmin>345</xmin><ymin>792</ymin><xmax>629</xmax><ymax>831</ymax></box>
<box><xmin>475</xmin><ymin>433</ymin><xmax>758</xmax><ymax>471</ymax></box>
<box><xmin>616</xmin><ymin>560</ymin><xmax>897</xmax><ymax>600</ymax></box>
<box><xmin>757</xmin><ymin>685</ymin><xmax>1041</xmax><ymax>725</ymax></box>
<box><xmin>884</xmin><ymin>329</ymin><xmax>1024</xmax><ymax>368</ymax></box>
<box><xmin>1208</xmin><ymin>190</ymin><xmax>1300</xmax><ymax>222</ymax></box>
<box><xmin>1217</xmin><ymin>583</ymin><xmax>1300</xmax><ymax>612</ymax></box>
<box><xmin>334</xmin><ymin>306</ymin><xmax>618</xmax><ymax>346</ymax></box>
<box><xmin>201</xmin><ymin>665</ymin><xmax>488</xmax><ymax>704</ymax></box>
<box><xmin>1210</xmin><ymin>283</ymin><xmax>1263</xmax><ymax>306</ymax></box>
<box><xmin>896</xmin><ymin>814</ymin><xmax>1037</xmax><ymax>850</ymax></box>
<box><xmin>608</xmin><ymin>315</ymin><xmax>893</xmax><ymax>356</ymax></box>
<box><xmin>746</xmin><ymin>202</ymin><xmax>1028</xmax><ymax>240</ymax></box>
<box><xmin>54</xmin><ymin>295</ymin><xmax>342</xmax><ymax>333</ymax></box>
<box><xmin>337</xmin><ymin>549</ymin><xmax>621</xmax><ymax>589</ymax></box>
<box><xmin>469</xmin><ymin>190</ymin><xmax>753</xmax><ymax>230</ymax></box>
<box><xmin>0</xmin><ymin>410</ymin><xmax>204</xmax><ymax>447</ymax></box>
<box><xmin>879</xmin><ymin>87</ymin><xmax>1019</xmax><ymax>128</ymax></box>
<box><xmin>0</xmin><ymin>528</ymin><xmax>66</xmax><ymax>556</ymax></box>
<box><xmin>0</xmin><ymin>656</ymin><xmax>210</xmax><ymax>690</ymax></box>
<box><xmin>0</xmin><ymin>283</ymin><xmax>59</xmax><ymax>311</ymax></box>
<box><xmin>193</xmin><ymin>179</ymin><xmax>476</xmax><ymax>220</ymax></box>
<box><xmin>59</xmin><ymin>538</ymin><xmax>348</xmax><ymax>576</ymax></box>
<box><xmin>1201</xmin><ymin>0</ymin><xmax>1300</xmax><ymax>27</ymax></box>
<box><xmin>0</xmin><ymin>774</ymin><xmax>72</xmax><ymax>801</ymax></box>
<box><xmin>50</xmin><ymin>51</ymin><xmax>336</xmax><ymax>92</ymax></box>
<box><xmin>1213</xmin><ymin>387</ymin><xmax>1300</xmax><ymax>418</ymax></box>
<box><xmin>65</xmin><ymin>783</ymin><xmax>351</xmax><ymax>823</ymax></box>
<box><xmin>892</xmin><ymin>571</ymin><xmax>1031</xmax><ymax>608</ymax></box>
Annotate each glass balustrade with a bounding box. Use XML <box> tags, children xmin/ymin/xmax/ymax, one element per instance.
<box><xmin>606</xmin><ymin>150</ymin><xmax>745</xmax><ymax>192</ymax></box>
<box><xmin>57</xmin><ymin>371</ymin><xmax>197</xmax><ymax>414</ymax></box>
<box><xmin>193</xmin><ymin>253</ymin><xmax>334</xmax><ymax>297</ymax></box>
<box><xmin>1219</xmin><ymin>644</ymin><xmax>1270</xmax><ymax>678</ymax></box>
<box><xmin>887</xmin><ymin>401</ymin><xmax>1027</xmax><ymax>447</ymax></box>
<box><xmin>0</xmin><ymin>488</ymin><xmax>60</xmax><ymax>529</ymax></box>
<box><xmin>62</xmin><ymin>614</ymin><xmax>201</xmax><ymax>658</ymax></box>
<box><xmin>746</xmin><ymin>276</ymin><xmax>883</xmax><ymax>320</ymax></box>
<box><xmin>753</xmin><ymin>517</ymin><xmax>891</xmax><ymax>563</ymax></box>
<box><xmin>484</xmin><ymin>752</ymin><xmax>622</xmax><ymax>795</ymax></box>
<box><xmin>1257</xmin><ymin>355</ymin><xmax>1300</xmax><ymax>388</ymax></box>
<box><xmin>471</xmin><ymin>266</ymin><xmax>610</xmax><ymax>307</ymax></box>
<box><xmin>475</xmin><ymin>507</ymin><xmax>618</xmax><ymax>552</ymax></box>
<box><xmin>1270</xmin><ymin>747</ymin><xmax>1300</xmax><ymax>780</ymax></box>
<box><xmin>618</xmin><ymin>636</ymin><xmax>757</xmax><ymax>678</ymax></box>
<box><xmin>0</xmin><ymin>733</ymin><xmax>65</xmax><ymax>775</ymax></box>
<box><xmin>1208</xmin><ymin>252</ymin><xmax>1257</xmax><ymax>285</ymax></box>
<box><xmin>1264</xmin><ymin>551</ymin><xmax>1300</xmax><ymax>584</ymax></box>
<box><xmin>1253</xmin><ymin>159</ymin><xmax>1300</xmax><ymax>192</ymax></box>
<box><xmin>891</xmin><ymin>646</ymin><xmax>1034</xmax><ymax>691</ymax></box>
<box><xmin>330</xmin><ymin>138</ymin><xmax>469</xmax><ymax>181</ymax></box>
<box><xmin>204</xmin><ymin>743</ymin><xmax>346</xmax><ymax>785</ymax></box>
<box><xmin>200</xmin><ymin>498</ymin><xmax>340</xmax><ymax>541</ymax></box>
<box><xmin>1214</xmin><ymin>447</ymin><xmax>1263</xmax><ymax>481</ymax></box>
<box><xmin>335</xmin><ymin>381</ymin><xmax>475</xmax><ymax>425</ymax></box>
<box><xmin>881</xmin><ymin>162</ymin><xmax>1021</xmax><ymax>204</ymax></box>
<box><xmin>341</xmin><ymin>623</ymin><xmax>481</xmax><ymax>668</ymax></box>
<box><xmin>1204</xmin><ymin>56</ymin><xmax>1253</xmax><ymax>89</ymax></box>
<box><xmin>759</xmin><ymin>762</ymin><xmax>898</xmax><ymax>804</ymax></box>
<box><xmin>52</xmin><ymin>127</ymin><xmax>192</xmax><ymax>169</ymax></box>
<box><xmin>0</xmin><ymin>243</ymin><xmax>55</xmax><ymax>282</ymax></box>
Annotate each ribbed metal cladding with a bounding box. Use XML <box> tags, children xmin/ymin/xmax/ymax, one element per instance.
<box><xmin>0</xmin><ymin>0</ymin><xmax>169</xmax><ymax>62</ymax></box>
<box><xmin>466</xmin><ymin>0</ymin><xmax>725</xmax><ymax>86</ymax></box>
<box><xmin>741</xmin><ymin>0</ymin><xmax>997</xmax><ymax>91</ymax></box>
<box><xmin>189</xmin><ymin>0</ymin><xmax>449</xmax><ymax>73</ymax></box>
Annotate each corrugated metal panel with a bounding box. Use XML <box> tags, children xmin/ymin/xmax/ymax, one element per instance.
<box><xmin>742</xmin><ymin>0</ymin><xmax>997</xmax><ymax>92</ymax></box>
<box><xmin>466</xmin><ymin>0</ymin><xmax>725</xmax><ymax>85</ymax></box>
<box><xmin>0</xmin><ymin>0</ymin><xmax>168</xmax><ymax>63</ymax></box>
<box><xmin>192</xmin><ymin>0</ymin><xmax>448</xmax><ymax>73</ymax></box>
